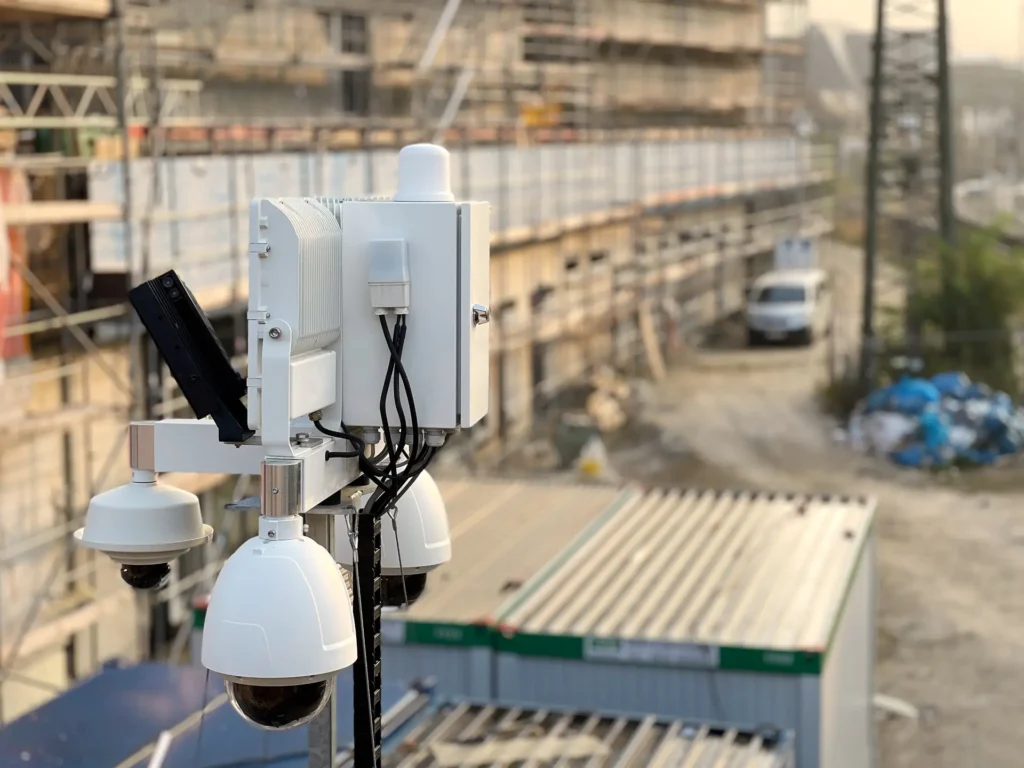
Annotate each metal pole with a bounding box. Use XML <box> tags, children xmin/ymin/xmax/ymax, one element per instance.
<box><xmin>307</xmin><ymin>509</ymin><xmax>338</xmax><ymax>768</ymax></box>
<box><xmin>859</xmin><ymin>0</ymin><xmax>886</xmax><ymax>391</ymax></box>
<box><xmin>935</xmin><ymin>0</ymin><xmax>958</xmax><ymax>354</ymax></box>
<box><xmin>260</xmin><ymin>460</ymin><xmax>341</xmax><ymax>768</ymax></box>
<box><xmin>114</xmin><ymin>0</ymin><xmax>142</xmax><ymax>418</ymax></box>
<box><xmin>936</xmin><ymin>0</ymin><xmax>956</xmax><ymax>245</ymax></box>
<box><xmin>353</xmin><ymin>482</ymin><xmax>382</xmax><ymax>768</ymax></box>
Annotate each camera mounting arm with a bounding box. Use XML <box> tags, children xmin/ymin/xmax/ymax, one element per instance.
<box><xmin>128</xmin><ymin>420</ymin><xmax>361</xmax><ymax>513</ymax></box>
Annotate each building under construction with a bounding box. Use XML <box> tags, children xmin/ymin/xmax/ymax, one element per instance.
<box><xmin>0</xmin><ymin>0</ymin><xmax>824</xmax><ymax>723</ymax></box>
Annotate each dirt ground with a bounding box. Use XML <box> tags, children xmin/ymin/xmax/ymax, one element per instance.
<box><xmin>609</xmin><ymin>241</ymin><xmax>1024</xmax><ymax>767</ymax></box>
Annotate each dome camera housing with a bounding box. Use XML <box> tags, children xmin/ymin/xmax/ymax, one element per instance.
<box><xmin>202</xmin><ymin>514</ymin><xmax>357</xmax><ymax>730</ymax></box>
<box><xmin>381</xmin><ymin>572</ymin><xmax>428</xmax><ymax>608</ymax></box>
<box><xmin>335</xmin><ymin>471</ymin><xmax>451</xmax><ymax>577</ymax></box>
<box><xmin>74</xmin><ymin>470</ymin><xmax>212</xmax><ymax>590</ymax></box>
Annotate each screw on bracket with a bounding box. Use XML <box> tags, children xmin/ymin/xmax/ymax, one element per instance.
<box><xmin>269</xmin><ymin>327</ymin><xmax>282</xmax><ymax>339</ymax></box>
<box><xmin>472</xmin><ymin>304</ymin><xmax>490</xmax><ymax>326</ymax></box>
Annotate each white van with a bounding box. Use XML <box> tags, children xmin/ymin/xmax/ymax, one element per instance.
<box><xmin>745</xmin><ymin>268</ymin><xmax>831</xmax><ymax>346</ymax></box>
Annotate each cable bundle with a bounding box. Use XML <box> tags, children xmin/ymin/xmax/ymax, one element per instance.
<box><xmin>316</xmin><ymin>314</ymin><xmax>437</xmax><ymax>515</ymax></box>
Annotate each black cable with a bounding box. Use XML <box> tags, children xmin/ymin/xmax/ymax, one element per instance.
<box><xmin>319</xmin><ymin>313</ymin><xmax>439</xmax><ymax>517</ymax></box>
<box><xmin>315</xmin><ymin>420</ymin><xmax>364</xmax><ymax>459</ymax></box>
<box><xmin>390</xmin><ymin>319</ymin><xmax>409</xmax><ymax>479</ymax></box>
<box><xmin>378</xmin><ymin>316</ymin><xmax>400</xmax><ymax>484</ymax></box>
<box><xmin>395</xmin><ymin>316</ymin><xmax>421</xmax><ymax>462</ymax></box>
<box><xmin>380</xmin><ymin>315</ymin><xmax>421</xmax><ymax>468</ymax></box>
<box><xmin>315</xmin><ymin>419</ymin><xmax>394</xmax><ymax>485</ymax></box>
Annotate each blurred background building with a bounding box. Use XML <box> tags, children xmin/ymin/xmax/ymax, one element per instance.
<box><xmin>0</xmin><ymin>0</ymin><xmax>828</xmax><ymax>724</ymax></box>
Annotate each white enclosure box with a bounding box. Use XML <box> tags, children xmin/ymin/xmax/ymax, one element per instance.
<box><xmin>338</xmin><ymin>200</ymin><xmax>490</xmax><ymax>430</ymax></box>
<box><xmin>243</xmin><ymin>146</ymin><xmax>489</xmax><ymax>447</ymax></box>
<box><xmin>246</xmin><ymin>197</ymin><xmax>344</xmax><ymax>444</ymax></box>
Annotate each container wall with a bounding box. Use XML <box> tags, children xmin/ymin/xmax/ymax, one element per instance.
<box><xmin>383</xmin><ymin>644</ymin><xmax>492</xmax><ymax>700</ymax></box>
<box><xmin>495</xmin><ymin>654</ymin><xmax>803</xmax><ymax>739</ymax></box>
<box><xmin>820</xmin><ymin>535</ymin><xmax>876</xmax><ymax>768</ymax></box>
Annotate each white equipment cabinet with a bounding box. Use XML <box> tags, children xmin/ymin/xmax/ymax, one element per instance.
<box><xmin>492</xmin><ymin>487</ymin><xmax>877</xmax><ymax>768</ymax></box>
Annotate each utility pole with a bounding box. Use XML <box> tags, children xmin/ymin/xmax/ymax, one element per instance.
<box><xmin>352</xmin><ymin>495</ymin><xmax>383</xmax><ymax>768</ymax></box>
<box><xmin>307</xmin><ymin>509</ymin><xmax>339</xmax><ymax>768</ymax></box>
<box><xmin>860</xmin><ymin>0</ymin><xmax>956</xmax><ymax>389</ymax></box>
<box><xmin>303</xmin><ymin>478</ymin><xmax>380</xmax><ymax>768</ymax></box>
<box><xmin>860</xmin><ymin>0</ymin><xmax>885</xmax><ymax>391</ymax></box>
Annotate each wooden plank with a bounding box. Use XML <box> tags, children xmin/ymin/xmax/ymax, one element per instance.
<box><xmin>637</xmin><ymin>302</ymin><xmax>667</xmax><ymax>381</ymax></box>
<box><xmin>0</xmin><ymin>0</ymin><xmax>110</xmax><ymax>19</ymax></box>
<box><xmin>5</xmin><ymin>201</ymin><xmax>122</xmax><ymax>226</ymax></box>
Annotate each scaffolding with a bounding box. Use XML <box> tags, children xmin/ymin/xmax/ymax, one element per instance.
<box><xmin>0</xmin><ymin>0</ymin><xmax>823</xmax><ymax>722</ymax></box>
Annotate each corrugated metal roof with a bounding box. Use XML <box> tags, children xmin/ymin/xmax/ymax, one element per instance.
<box><xmin>498</xmin><ymin>488</ymin><xmax>875</xmax><ymax>651</ymax></box>
<box><xmin>402</xmin><ymin>477</ymin><xmax>627</xmax><ymax>623</ymax></box>
<box><xmin>383</xmin><ymin>701</ymin><xmax>792</xmax><ymax>768</ymax></box>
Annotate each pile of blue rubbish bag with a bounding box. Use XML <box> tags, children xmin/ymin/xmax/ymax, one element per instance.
<box><xmin>850</xmin><ymin>371</ymin><xmax>1024</xmax><ymax>468</ymax></box>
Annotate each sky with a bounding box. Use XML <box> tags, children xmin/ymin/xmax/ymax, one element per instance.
<box><xmin>808</xmin><ymin>0</ymin><xmax>1022</xmax><ymax>62</ymax></box>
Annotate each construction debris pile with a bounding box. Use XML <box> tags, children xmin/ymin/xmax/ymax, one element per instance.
<box><xmin>848</xmin><ymin>372</ymin><xmax>1024</xmax><ymax>468</ymax></box>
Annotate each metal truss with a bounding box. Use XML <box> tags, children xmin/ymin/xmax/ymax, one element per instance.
<box><xmin>861</xmin><ymin>0</ymin><xmax>955</xmax><ymax>383</ymax></box>
<box><xmin>0</xmin><ymin>71</ymin><xmax>203</xmax><ymax>130</ymax></box>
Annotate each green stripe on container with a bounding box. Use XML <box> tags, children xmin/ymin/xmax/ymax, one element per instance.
<box><xmin>494</xmin><ymin>487</ymin><xmax>641</xmax><ymax>621</ymax></box>
<box><xmin>496</xmin><ymin>633</ymin><xmax>823</xmax><ymax>676</ymax></box>
<box><xmin>403</xmin><ymin>621</ymin><xmax>492</xmax><ymax>648</ymax></box>
<box><xmin>494</xmin><ymin>632</ymin><xmax>584</xmax><ymax>659</ymax></box>
<box><xmin>719</xmin><ymin>646</ymin><xmax>822</xmax><ymax>676</ymax></box>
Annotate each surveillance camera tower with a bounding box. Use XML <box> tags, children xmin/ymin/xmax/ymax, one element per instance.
<box><xmin>74</xmin><ymin>143</ymin><xmax>490</xmax><ymax>768</ymax></box>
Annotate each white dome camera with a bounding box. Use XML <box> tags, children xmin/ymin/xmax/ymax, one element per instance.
<box><xmin>201</xmin><ymin>514</ymin><xmax>357</xmax><ymax>730</ymax></box>
<box><xmin>74</xmin><ymin>470</ymin><xmax>213</xmax><ymax>591</ymax></box>
<box><xmin>335</xmin><ymin>470</ymin><xmax>451</xmax><ymax>608</ymax></box>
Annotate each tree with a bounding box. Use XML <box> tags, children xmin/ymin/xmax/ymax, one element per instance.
<box><xmin>905</xmin><ymin>223</ymin><xmax>1024</xmax><ymax>395</ymax></box>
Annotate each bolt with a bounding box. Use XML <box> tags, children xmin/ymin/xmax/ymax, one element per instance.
<box><xmin>295</xmin><ymin>432</ymin><xmax>310</xmax><ymax>444</ymax></box>
<box><xmin>272</xmin><ymin>487</ymin><xmax>279</xmax><ymax>495</ymax></box>
<box><xmin>267</xmin><ymin>529</ymin><xmax>276</xmax><ymax>538</ymax></box>
<box><xmin>269</xmin><ymin>327</ymin><xmax>282</xmax><ymax>339</ymax></box>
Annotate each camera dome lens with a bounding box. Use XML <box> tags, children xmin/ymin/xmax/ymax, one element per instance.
<box><xmin>120</xmin><ymin>563</ymin><xmax>171</xmax><ymax>591</ymax></box>
<box><xmin>225</xmin><ymin>680</ymin><xmax>331</xmax><ymax>730</ymax></box>
<box><xmin>381</xmin><ymin>572</ymin><xmax>427</xmax><ymax>608</ymax></box>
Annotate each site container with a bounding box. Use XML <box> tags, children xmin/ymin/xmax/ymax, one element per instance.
<box><xmin>381</xmin><ymin>477</ymin><xmax>629</xmax><ymax>699</ymax></box>
<box><xmin>493</xmin><ymin>487</ymin><xmax>876</xmax><ymax>768</ymax></box>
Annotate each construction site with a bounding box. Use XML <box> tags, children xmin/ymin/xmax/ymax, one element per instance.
<box><xmin>0</xmin><ymin>0</ymin><xmax>827</xmax><ymax>728</ymax></box>
<box><xmin>9</xmin><ymin>0</ymin><xmax>1024</xmax><ymax>766</ymax></box>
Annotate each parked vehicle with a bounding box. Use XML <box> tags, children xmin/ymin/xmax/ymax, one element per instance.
<box><xmin>745</xmin><ymin>268</ymin><xmax>831</xmax><ymax>346</ymax></box>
